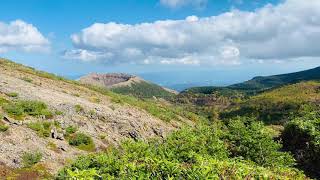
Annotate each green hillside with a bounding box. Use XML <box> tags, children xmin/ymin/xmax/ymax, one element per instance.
<box><xmin>1</xmin><ymin>58</ymin><xmax>319</xmax><ymax>179</ymax></box>
<box><xmin>221</xmin><ymin>81</ymin><xmax>320</xmax><ymax>124</ymax></box>
<box><xmin>111</xmin><ymin>81</ymin><xmax>175</xmax><ymax>99</ymax></box>
<box><xmin>184</xmin><ymin>66</ymin><xmax>320</xmax><ymax>95</ymax></box>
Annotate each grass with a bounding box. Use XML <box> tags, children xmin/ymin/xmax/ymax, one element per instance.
<box><xmin>221</xmin><ymin>81</ymin><xmax>320</xmax><ymax>124</ymax></box>
<box><xmin>21</xmin><ymin>151</ymin><xmax>42</xmax><ymax>168</ymax></box>
<box><xmin>68</xmin><ymin>133</ymin><xmax>95</xmax><ymax>151</ymax></box>
<box><xmin>0</xmin><ymin>115</ymin><xmax>8</xmax><ymax>132</ymax></box>
<box><xmin>21</xmin><ymin>77</ymin><xmax>33</xmax><ymax>83</ymax></box>
<box><xmin>6</xmin><ymin>92</ymin><xmax>18</xmax><ymax>98</ymax></box>
<box><xmin>0</xmin><ymin>58</ymin><xmax>199</xmax><ymax>123</ymax></box>
<box><xmin>2</xmin><ymin>163</ymin><xmax>52</xmax><ymax>179</ymax></box>
<box><xmin>111</xmin><ymin>81</ymin><xmax>175</xmax><ymax>99</ymax></box>
<box><xmin>65</xmin><ymin>125</ymin><xmax>77</xmax><ymax>137</ymax></box>
<box><xmin>3</xmin><ymin>100</ymin><xmax>53</xmax><ymax>120</ymax></box>
<box><xmin>0</xmin><ymin>97</ymin><xmax>9</xmax><ymax>106</ymax></box>
<box><xmin>47</xmin><ymin>141</ymin><xmax>59</xmax><ymax>152</ymax></box>
<box><xmin>0</xmin><ymin>123</ymin><xmax>9</xmax><ymax>132</ymax></box>
<box><xmin>74</xmin><ymin>105</ymin><xmax>84</xmax><ymax>113</ymax></box>
<box><xmin>27</xmin><ymin>121</ymin><xmax>52</xmax><ymax>137</ymax></box>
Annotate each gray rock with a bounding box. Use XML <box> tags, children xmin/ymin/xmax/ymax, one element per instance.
<box><xmin>128</xmin><ymin>130</ymin><xmax>140</xmax><ymax>141</ymax></box>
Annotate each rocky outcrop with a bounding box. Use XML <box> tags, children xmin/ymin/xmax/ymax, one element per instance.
<box><xmin>79</xmin><ymin>73</ymin><xmax>138</xmax><ymax>88</ymax></box>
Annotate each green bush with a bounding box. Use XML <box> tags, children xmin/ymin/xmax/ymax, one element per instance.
<box><xmin>3</xmin><ymin>100</ymin><xmax>53</xmax><ymax>119</ymax></box>
<box><xmin>65</xmin><ymin>125</ymin><xmax>77</xmax><ymax>136</ymax></box>
<box><xmin>58</xmin><ymin>122</ymin><xmax>304</xmax><ymax>179</ymax></box>
<box><xmin>74</xmin><ymin>105</ymin><xmax>84</xmax><ymax>113</ymax></box>
<box><xmin>21</xmin><ymin>77</ymin><xmax>33</xmax><ymax>83</ymax></box>
<box><xmin>282</xmin><ymin>111</ymin><xmax>320</xmax><ymax>178</ymax></box>
<box><xmin>224</xmin><ymin>117</ymin><xmax>295</xmax><ymax>167</ymax></box>
<box><xmin>6</xmin><ymin>92</ymin><xmax>18</xmax><ymax>97</ymax></box>
<box><xmin>0</xmin><ymin>97</ymin><xmax>9</xmax><ymax>105</ymax></box>
<box><xmin>27</xmin><ymin>121</ymin><xmax>52</xmax><ymax>137</ymax></box>
<box><xmin>0</xmin><ymin>115</ymin><xmax>8</xmax><ymax>132</ymax></box>
<box><xmin>68</xmin><ymin>133</ymin><xmax>95</xmax><ymax>151</ymax></box>
<box><xmin>22</xmin><ymin>151</ymin><xmax>42</xmax><ymax>167</ymax></box>
<box><xmin>0</xmin><ymin>123</ymin><xmax>9</xmax><ymax>132</ymax></box>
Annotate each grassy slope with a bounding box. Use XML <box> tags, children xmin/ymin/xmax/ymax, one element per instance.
<box><xmin>0</xmin><ymin>58</ymin><xmax>199</xmax><ymax>123</ymax></box>
<box><xmin>221</xmin><ymin>81</ymin><xmax>320</xmax><ymax>124</ymax></box>
<box><xmin>185</xmin><ymin>66</ymin><xmax>320</xmax><ymax>96</ymax></box>
<box><xmin>111</xmin><ymin>81</ymin><xmax>175</xmax><ymax>99</ymax></box>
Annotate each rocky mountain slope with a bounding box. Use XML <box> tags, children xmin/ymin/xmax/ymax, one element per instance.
<box><xmin>79</xmin><ymin>73</ymin><xmax>177</xmax><ymax>98</ymax></box>
<box><xmin>0</xmin><ymin>59</ymin><xmax>193</xmax><ymax>175</ymax></box>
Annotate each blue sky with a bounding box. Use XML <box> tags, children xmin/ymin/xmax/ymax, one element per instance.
<box><xmin>1</xmin><ymin>0</ymin><xmax>320</xmax><ymax>89</ymax></box>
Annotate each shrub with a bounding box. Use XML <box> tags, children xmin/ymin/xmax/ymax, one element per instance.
<box><xmin>68</xmin><ymin>133</ymin><xmax>95</xmax><ymax>151</ymax></box>
<box><xmin>21</xmin><ymin>77</ymin><xmax>33</xmax><ymax>83</ymax></box>
<box><xmin>57</xmin><ymin>123</ymin><xmax>304</xmax><ymax>179</ymax></box>
<box><xmin>3</xmin><ymin>100</ymin><xmax>53</xmax><ymax>119</ymax></box>
<box><xmin>22</xmin><ymin>151</ymin><xmax>42</xmax><ymax>167</ymax></box>
<box><xmin>74</xmin><ymin>105</ymin><xmax>84</xmax><ymax>113</ymax></box>
<box><xmin>0</xmin><ymin>116</ymin><xmax>8</xmax><ymax>132</ymax></box>
<box><xmin>65</xmin><ymin>125</ymin><xmax>77</xmax><ymax>136</ymax></box>
<box><xmin>0</xmin><ymin>123</ymin><xmax>9</xmax><ymax>132</ymax></box>
<box><xmin>282</xmin><ymin>111</ymin><xmax>320</xmax><ymax>178</ymax></box>
<box><xmin>0</xmin><ymin>97</ymin><xmax>9</xmax><ymax>105</ymax></box>
<box><xmin>27</xmin><ymin>121</ymin><xmax>52</xmax><ymax>137</ymax></box>
<box><xmin>6</xmin><ymin>92</ymin><xmax>18</xmax><ymax>97</ymax></box>
<box><xmin>224</xmin><ymin>117</ymin><xmax>295</xmax><ymax>168</ymax></box>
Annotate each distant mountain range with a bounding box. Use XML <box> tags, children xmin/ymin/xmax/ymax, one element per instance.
<box><xmin>184</xmin><ymin>66</ymin><xmax>320</xmax><ymax>95</ymax></box>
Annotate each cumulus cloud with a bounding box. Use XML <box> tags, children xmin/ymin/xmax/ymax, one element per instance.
<box><xmin>64</xmin><ymin>0</ymin><xmax>320</xmax><ymax>66</ymax></box>
<box><xmin>0</xmin><ymin>20</ymin><xmax>49</xmax><ymax>53</ymax></box>
<box><xmin>160</xmin><ymin>0</ymin><xmax>207</xmax><ymax>9</ymax></box>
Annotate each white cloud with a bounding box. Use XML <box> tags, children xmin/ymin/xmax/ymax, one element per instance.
<box><xmin>160</xmin><ymin>0</ymin><xmax>207</xmax><ymax>9</ymax></box>
<box><xmin>0</xmin><ymin>20</ymin><xmax>49</xmax><ymax>53</ymax></box>
<box><xmin>65</xmin><ymin>0</ymin><xmax>320</xmax><ymax>66</ymax></box>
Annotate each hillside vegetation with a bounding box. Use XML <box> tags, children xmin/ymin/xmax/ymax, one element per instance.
<box><xmin>79</xmin><ymin>73</ymin><xmax>176</xmax><ymax>99</ymax></box>
<box><xmin>58</xmin><ymin>119</ymin><xmax>305</xmax><ymax>179</ymax></box>
<box><xmin>185</xmin><ymin>66</ymin><xmax>320</xmax><ymax>95</ymax></box>
<box><xmin>0</xmin><ymin>58</ymin><xmax>197</xmax><ymax>178</ymax></box>
<box><xmin>221</xmin><ymin>81</ymin><xmax>320</xmax><ymax>124</ymax></box>
<box><xmin>111</xmin><ymin>81</ymin><xmax>175</xmax><ymax>99</ymax></box>
<box><xmin>1</xmin><ymin>58</ymin><xmax>320</xmax><ymax>179</ymax></box>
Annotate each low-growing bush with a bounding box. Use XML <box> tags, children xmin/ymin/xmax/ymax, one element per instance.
<box><xmin>282</xmin><ymin>111</ymin><xmax>320</xmax><ymax>178</ymax></box>
<box><xmin>6</xmin><ymin>92</ymin><xmax>18</xmax><ymax>98</ymax></box>
<box><xmin>21</xmin><ymin>77</ymin><xmax>33</xmax><ymax>83</ymax></box>
<box><xmin>22</xmin><ymin>151</ymin><xmax>42</xmax><ymax>168</ymax></box>
<box><xmin>58</xmin><ymin>122</ymin><xmax>304</xmax><ymax>179</ymax></box>
<box><xmin>0</xmin><ymin>115</ymin><xmax>8</xmax><ymax>132</ymax></box>
<box><xmin>3</xmin><ymin>100</ymin><xmax>53</xmax><ymax>119</ymax></box>
<box><xmin>74</xmin><ymin>105</ymin><xmax>84</xmax><ymax>113</ymax></box>
<box><xmin>65</xmin><ymin>125</ymin><xmax>77</xmax><ymax>137</ymax></box>
<box><xmin>68</xmin><ymin>133</ymin><xmax>95</xmax><ymax>151</ymax></box>
<box><xmin>224</xmin><ymin>117</ymin><xmax>295</xmax><ymax>167</ymax></box>
<box><xmin>0</xmin><ymin>123</ymin><xmax>9</xmax><ymax>132</ymax></box>
<box><xmin>27</xmin><ymin>121</ymin><xmax>52</xmax><ymax>137</ymax></box>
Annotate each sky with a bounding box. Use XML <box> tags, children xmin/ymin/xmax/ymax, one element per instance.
<box><xmin>1</xmin><ymin>0</ymin><xmax>320</xmax><ymax>90</ymax></box>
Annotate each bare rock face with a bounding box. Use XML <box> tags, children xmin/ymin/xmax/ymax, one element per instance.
<box><xmin>79</xmin><ymin>73</ymin><xmax>138</xmax><ymax>88</ymax></box>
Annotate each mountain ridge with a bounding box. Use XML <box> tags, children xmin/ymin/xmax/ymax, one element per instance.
<box><xmin>79</xmin><ymin>73</ymin><xmax>178</xmax><ymax>98</ymax></box>
<box><xmin>184</xmin><ymin>66</ymin><xmax>320</xmax><ymax>95</ymax></box>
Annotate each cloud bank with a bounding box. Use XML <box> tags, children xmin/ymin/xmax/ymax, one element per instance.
<box><xmin>0</xmin><ymin>20</ymin><xmax>49</xmax><ymax>53</ymax></box>
<box><xmin>64</xmin><ymin>0</ymin><xmax>320</xmax><ymax>66</ymax></box>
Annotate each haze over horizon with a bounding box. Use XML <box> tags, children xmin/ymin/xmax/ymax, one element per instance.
<box><xmin>1</xmin><ymin>0</ymin><xmax>320</xmax><ymax>89</ymax></box>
